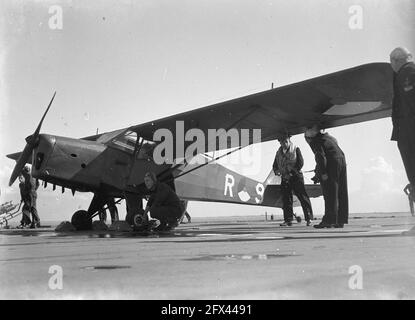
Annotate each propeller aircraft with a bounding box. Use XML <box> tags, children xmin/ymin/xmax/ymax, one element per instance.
<box><xmin>6</xmin><ymin>62</ymin><xmax>393</xmax><ymax>230</ymax></box>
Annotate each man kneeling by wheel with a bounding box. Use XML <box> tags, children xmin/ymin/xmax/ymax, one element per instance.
<box><xmin>141</xmin><ymin>172</ymin><xmax>183</xmax><ymax>231</ymax></box>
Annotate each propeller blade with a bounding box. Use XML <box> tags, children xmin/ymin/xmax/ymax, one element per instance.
<box><xmin>8</xmin><ymin>91</ymin><xmax>56</xmax><ymax>186</ymax></box>
<box><xmin>33</xmin><ymin>91</ymin><xmax>56</xmax><ymax>137</ymax></box>
<box><xmin>8</xmin><ymin>143</ymin><xmax>34</xmax><ymax>186</ymax></box>
<box><xmin>6</xmin><ymin>152</ymin><xmax>22</xmax><ymax>161</ymax></box>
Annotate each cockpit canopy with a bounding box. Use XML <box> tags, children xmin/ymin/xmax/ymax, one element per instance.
<box><xmin>109</xmin><ymin>130</ymin><xmax>156</xmax><ymax>159</ymax></box>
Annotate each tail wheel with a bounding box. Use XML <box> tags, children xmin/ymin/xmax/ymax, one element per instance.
<box><xmin>71</xmin><ymin>210</ymin><xmax>92</xmax><ymax>231</ymax></box>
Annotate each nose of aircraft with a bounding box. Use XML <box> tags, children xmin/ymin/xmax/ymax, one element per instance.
<box><xmin>6</xmin><ymin>134</ymin><xmax>56</xmax><ymax>182</ymax></box>
<box><xmin>8</xmin><ymin>92</ymin><xmax>56</xmax><ymax>186</ymax></box>
<box><xmin>32</xmin><ymin>134</ymin><xmax>56</xmax><ymax>174</ymax></box>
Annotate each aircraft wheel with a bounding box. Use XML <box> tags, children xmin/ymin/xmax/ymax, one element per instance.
<box><xmin>296</xmin><ymin>216</ymin><xmax>302</xmax><ymax>223</ymax></box>
<box><xmin>71</xmin><ymin>210</ymin><xmax>92</xmax><ymax>231</ymax></box>
<box><xmin>133</xmin><ymin>214</ymin><xmax>145</xmax><ymax>227</ymax></box>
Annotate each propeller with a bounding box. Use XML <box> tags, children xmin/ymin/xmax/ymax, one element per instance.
<box><xmin>8</xmin><ymin>92</ymin><xmax>56</xmax><ymax>186</ymax></box>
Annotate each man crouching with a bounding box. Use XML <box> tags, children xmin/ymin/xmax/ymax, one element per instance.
<box><xmin>142</xmin><ymin>172</ymin><xmax>183</xmax><ymax>231</ymax></box>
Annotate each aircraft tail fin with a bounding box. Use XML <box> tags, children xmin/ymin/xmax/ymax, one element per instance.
<box><xmin>172</xmin><ymin>156</ymin><xmax>322</xmax><ymax>209</ymax></box>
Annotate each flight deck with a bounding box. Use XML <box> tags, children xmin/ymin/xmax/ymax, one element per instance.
<box><xmin>1</xmin><ymin>212</ymin><xmax>414</xmax><ymax>299</ymax></box>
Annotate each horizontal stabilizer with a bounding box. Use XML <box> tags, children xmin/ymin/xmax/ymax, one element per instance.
<box><xmin>261</xmin><ymin>170</ymin><xmax>323</xmax><ymax>207</ymax></box>
<box><xmin>262</xmin><ymin>184</ymin><xmax>322</xmax><ymax>208</ymax></box>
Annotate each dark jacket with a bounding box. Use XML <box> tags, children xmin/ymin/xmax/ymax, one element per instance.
<box><xmin>147</xmin><ymin>182</ymin><xmax>182</xmax><ymax>210</ymax></box>
<box><xmin>391</xmin><ymin>62</ymin><xmax>415</xmax><ymax>141</ymax></box>
<box><xmin>272</xmin><ymin>147</ymin><xmax>304</xmax><ymax>179</ymax></box>
<box><xmin>307</xmin><ymin>132</ymin><xmax>345</xmax><ymax>177</ymax></box>
<box><xmin>21</xmin><ymin>172</ymin><xmax>39</xmax><ymax>198</ymax></box>
<box><xmin>19</xmin><ymin>182</ymin><xmax>31</xmax><ymax>203</ymax></box>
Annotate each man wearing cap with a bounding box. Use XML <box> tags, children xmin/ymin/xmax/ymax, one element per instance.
<box><xmin>21</xmin><ymin>166</ymin><xmax>40</xmax><ymax>228</ymax></box>
<box><xmin>305</xmin><ymin>126</ymin><xmax>348</xmax><ymax>228</ymax></box>
<box><xmin>18</xmin><ymin>175</ymin><xmax>32</xmax><ymax>228</ymax></box>
<box><xmin>142</xmin><ymin>172</ymin><xmax>183</xmax><ymax>231</ymax></box>
<box><xmin>273</xmin><ymin>135</ymin><xmax>313</xmax><ymax>226</ymax></box>
<box><xmin>390</xmin><ymin>47</ymin><xmax>415</xmax><ymax>190</ymax></box>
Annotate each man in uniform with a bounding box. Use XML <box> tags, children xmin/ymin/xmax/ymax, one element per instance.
<box><xmin>273</xmin><ymin>135</ymin><xmax>313</xmax><ymax>226</ymax></box>
<box><xmin>142</xmin><ymin>172</ymin><xmax>183</xmax><ymax>231</ymax></box>
<box><xmin>107</xmin><ymin>198</ymin><xmax>119</xmax><ymax>223</ymax></box>
<box><xmin>21</xmin><ymin>166</ymin><xmax>40</xmax><ymax>228</ymax></box>
<box><xmin>305</xmin><ymin>126</ymin><xmax>348</xmax><ymax>228</ymax></box>
<box><xmin>404</xmin><ymin>183</ymin><xmax>415</xmax><ymax>215</ymax></box>
<box><xmin>18</xmin><ymin>175</ymin><xmax>32</xmax><ymax>228</ymax></box>
<box><xmin>389</xmin><ymin>47</ymin><xmax>415</xmax><ymax>190</ymax></box>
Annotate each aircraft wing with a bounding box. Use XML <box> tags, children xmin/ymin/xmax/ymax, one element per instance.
<box><xmin>9</xmin><ymin>63</ymin><xmax>393</xmax><ymax>161</ymax></box>
<box><xmin>121</xmin><ymin>62</ymin><xmax>392</xmax><ymax>151</ymax></box>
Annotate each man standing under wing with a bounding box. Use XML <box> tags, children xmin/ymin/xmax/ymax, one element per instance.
<box><xmin>21</xmin><ymin>166</ymin><xmax>40</xmax><ymax>228</ymax></box>
<box><xmin>305</xmin><ymin>126</ymin><xmax>348</xmax><ymax>229</ymax></box>
<box><xmin>273</xmin><ymin>135</ymin><xmax>314</xmax><ymax>226</ymax></box>
<box><xmin>390</xmin><ymin>47</ymin><xmax>415</xmax><ymax>190</ymax></box>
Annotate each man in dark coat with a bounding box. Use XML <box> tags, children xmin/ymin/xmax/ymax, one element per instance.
<box><xmin>142</xmin><ymin>172</ymin><xmax>183</xmax><ymax>231</ymax></box>
<box><xmin>21</xmin><ymin>166</ymin><xmax>40</xmax><ymax>228</ymax></box>
<box><xmin>273</xmin><ymin>136</ymin><xmax>313</xmax><ymax>226</ymax></box>
<box><xmin>305</xmin><ymin>126</ymin><xmax>348</xmax><ymax>228</ymax></box>
<box><xmin>404</xmin><ymin>184</ymin><xmax>415</xmax><ymax>215</ymax></box>
<box><xmin>18</xmin><ymin>175</ymin><xmax>32</xmax><ymax>227</ymax></box>
<box><xmin>390</xmin><ymin>47</ymin><xmax>415</xmax><ymax>189</ymax></box>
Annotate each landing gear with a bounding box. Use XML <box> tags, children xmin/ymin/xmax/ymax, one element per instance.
<box><xmin>133</xmin><ymin>213</ymin><xmax>145</xmax><ymax>228</ymax></box>
<box><xmin>71</xmin><ymin>210</ymin><xmax>92</xmax><ymax>231</ymax></box>
<box><xmin>131</xmin><ymin>211</ymin><xmax>159</xmax><ymax>231</ymax></box>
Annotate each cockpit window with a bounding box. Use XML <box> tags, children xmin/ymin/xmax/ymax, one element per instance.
<box><xmin>110</xmin><ymin>130</ymin><xmax>138</xmax><ymax>154</ymax></box>
<box><xmin>109</xmin><ymin>130</ymin><xmax>156</xmax><ymax>158</ymax></box>
<box><xmin>136</xmin><ymin>138</ymin><xmax>156</xmax><ymax>160</ymax></box>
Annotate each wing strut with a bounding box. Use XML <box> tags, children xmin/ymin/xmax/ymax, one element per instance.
<box><xmin>161</xmin><ymin>145</ymin><xmax>244</xmax><ymax>184</ymax></box>
<box><xmin>157</xmin><ymin>105</ymin><xmax>261</xmax><ymax>181</ymax></box>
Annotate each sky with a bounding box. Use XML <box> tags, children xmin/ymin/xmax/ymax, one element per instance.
<box><xmin>0</xmin><ymin>0</ymin><xmax>414</xmax><ymax>221</ymax></box>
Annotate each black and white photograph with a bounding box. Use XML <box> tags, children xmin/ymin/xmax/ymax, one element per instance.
<box><xmin>0</xmin><ymin>0</ymin><xmax>414</xmax><ymax>302</ymax></box>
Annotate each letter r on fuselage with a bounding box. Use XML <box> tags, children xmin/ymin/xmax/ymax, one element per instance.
<box><xmin>224</xmin><ymin>173</ymin><xmax>235</xmax><ymax>197</ymax></box>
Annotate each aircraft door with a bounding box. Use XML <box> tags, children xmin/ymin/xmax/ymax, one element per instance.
<box><xmin>126</xmin><ymin>139</ymin><xmax>171</xmax><ymax>187</ymax></box>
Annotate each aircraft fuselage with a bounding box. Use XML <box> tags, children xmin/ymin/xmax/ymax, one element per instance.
<box><xmin>32</xmin><ymin>134</ymin><xmax>167</xmax><ymax>196</ymax></box>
